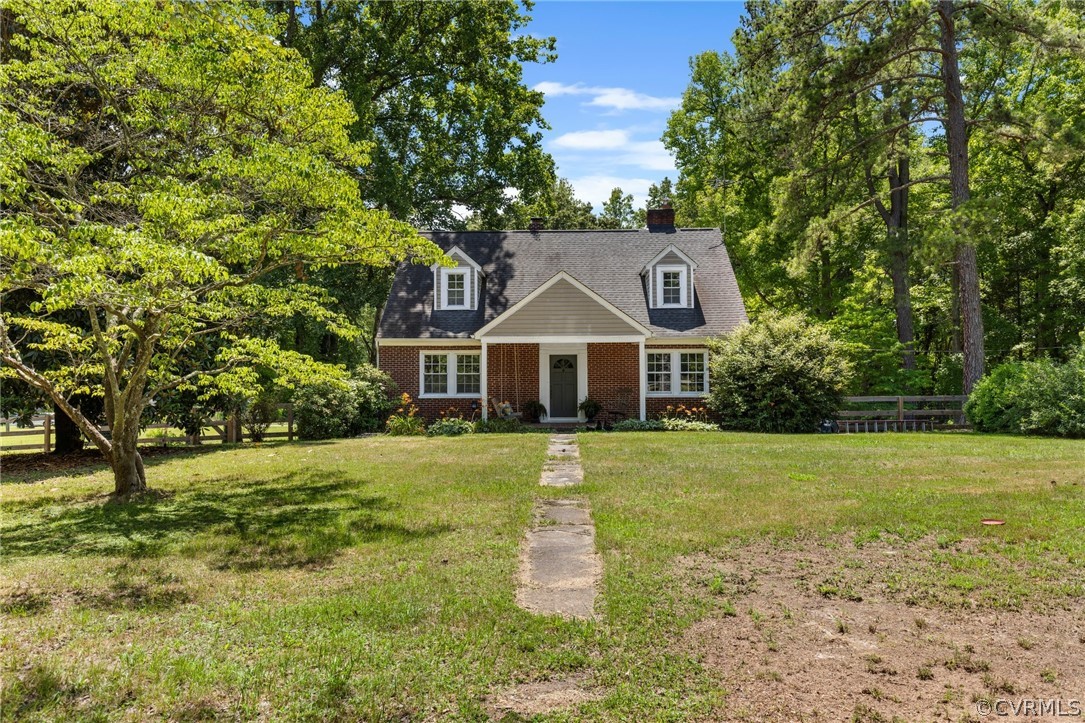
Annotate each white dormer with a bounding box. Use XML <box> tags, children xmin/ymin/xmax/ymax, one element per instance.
<box><xmin>642</xmin><ymin>244</ymin><xmax>698</xmax><ymax>310</ymax></box>
<box><xmin>432</xmin><ymin>246</ymin><xmax>483</xmax><ymax>311</ymax></box>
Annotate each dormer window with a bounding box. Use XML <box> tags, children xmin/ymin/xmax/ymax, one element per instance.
<box><xmin>443</xmin><ymin>269</ymin><xmax>467</xmax><ymax>308</ymax></box>
<box><xmin>432</xmin><ymin>246</ymin><xmax>483</xmax><ymax>311</ymax></box>
<box><xmin>644</xmin><ymin>244</ymin><xmax>698</xmax><ymax>310</ymax></box>
<box><xmin>656</xmin><ymin>265</ymin><xmax>688</xmax><ymax>307</ymax></box>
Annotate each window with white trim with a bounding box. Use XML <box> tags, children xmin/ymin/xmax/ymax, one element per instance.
<box><xmin>441</xmin><ymin>269</ymin><xmax>468</xmax><ymax>309</ymax></box>
<box><xmin>655</xmin><ymin>265</ymin><xmax>688</xmax><ymax>307</ymax></box>
<box><xmin>645</xmin><ymin>350</ymin><xmax>708</xmax><ymax>395</ymax></box>
<box><xmin>420</xmin><ymin>352</ymin><xmax>481</xmax><ymax>397</ymax></box>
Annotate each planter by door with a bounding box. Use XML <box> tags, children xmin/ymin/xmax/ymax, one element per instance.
<box><xmin>549</xmin><ymin>355</ymin><xmax>578</xmax><ymax>418</ymax></box>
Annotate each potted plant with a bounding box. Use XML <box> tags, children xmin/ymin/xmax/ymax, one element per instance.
<box><xmin>577</xmin><ymin>397</ymin><xmax>602</xmax><ymax>421</ymax></box>
<box><xmin>522</xmin><ymin>400</ymin><xmax>547</xmax><ymax>423</ymax></box>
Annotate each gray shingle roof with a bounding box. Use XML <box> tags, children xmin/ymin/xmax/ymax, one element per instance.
<box><xmin>377</xmin><ymin>228</ymin><xmax>748</xmax><ymax>339</ymax></box>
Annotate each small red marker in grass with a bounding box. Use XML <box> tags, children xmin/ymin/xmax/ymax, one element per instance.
<box><xmin>981</xmin><ymin>519</ymin><xmax>1006</xmax><ymax>526</ymax></box>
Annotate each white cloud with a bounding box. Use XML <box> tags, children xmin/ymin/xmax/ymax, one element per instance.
<box><xmin>534</xmin><ymin>81</ymin><xmax>680</xmax><ymax>112</ymax></box>
<box><xmin>551</xmin><ymin>129</ymin><xmax>631</xmax><ymax>150</ymax></box>
<box><xmin>567</xmin><ymin>174</ymin><xmax>655</xmax><ymax>210</ymax></box>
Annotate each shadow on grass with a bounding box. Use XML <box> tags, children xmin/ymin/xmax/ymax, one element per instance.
<box><xmin>2</xmin><ymin>469</ymin><xmax>451</xmax><ymax>570</ymax></box>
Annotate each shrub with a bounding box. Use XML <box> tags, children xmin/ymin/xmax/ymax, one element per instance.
<box><xmin>243</xmin><ymin>395</ymin><xmax>282</xmax><ymax>442</ymax></box>
<box><xmin>426</xmin><ymin>418</ymin><xmax>474</xmax><ymax>437</ymax></box>
<box><xmin>612</xmin><ymin>419</ymin><xmax>664</xmax><ymax>431</ymax></box>
<box><xmin>966</xmin><ymin>349</ymin><xmax>1085</xmax><ymax>437</ymax></box>
<box><xmin>660</xmin><ymin>417</ymin><xmax>719</xmax><ymax>432</ymax></box>
<box><xmin>707</xmin><ymin>313</ymin><xmax>853</xmax><ymax>433</ymax></box>
<box><xmin>474</xmin><ymin>417</ymin><xmax>524</xmax><ymax>434</ymax></box>
<box><xmin>293</xmin><ymin>366</ymin><xmax>398</xmax><ymax>440</ymax></box>
<box><xmin>293</xmin><ymin>380</ymin><xmax>356</xmax><ymax>440</ymax></box>
<box><xmin>386</xmin><ymin>393</ymin><xmax>425</xmax><ymax>436</ymax></box>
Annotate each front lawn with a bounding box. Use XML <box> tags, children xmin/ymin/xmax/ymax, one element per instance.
<box><xmin>3</xmin><ymin>432</ymin><xmax>1083</xmax><ymax>721</ymax></box>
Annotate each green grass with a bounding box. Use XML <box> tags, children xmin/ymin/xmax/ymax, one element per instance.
<box><xmin>3</xmin><ymin>431</ymin><xmax>1083</xmax><ymax>721</ymax></box>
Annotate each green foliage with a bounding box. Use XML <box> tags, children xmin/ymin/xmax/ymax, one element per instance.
<box><xmin>293</xmin><ymin>366</ymin><xmax>397</xmax><ymax>440</ymax></box>
<box><xmin>271</xmin><ymin>0</ymin><xmax>556</xmax><ymax>229</ymax></box>
<box><xmin>0</xmin><ymin>0</ymin><xmax>444</xmax><ymax>491</ymax></box>
<box><xmin>599</xmin><ymin>187</ymin><xmax>636</xmax><ymax>229</ymax></box>
<box><xmin>426</xmin><ymin>418</ymin><xmax>475</xmax><ymax>437</ymax></box>
<box><xmin>966</xmin><ymin>350</ymin><xmax>1085</xmax><ymax>437</ymax></box>
<box><xmin>612</xmin><ymin>419</ymin><xmax>665</xmax><ymax>432</ymax></box>
<box><xmin>577</xmin><ymin>398</ymin><xmax>602</xmax><ymax>420</ymax></box>
<box><xmin>242</xmin><ymin>396</ymin><xmax>283</xmax><ymax>443</ymax></box>
<box><xmin>707</xmin><ymin>313</ymin><xmax>853</xmax><ymax>433</ymax></box>
<box><xmin>473</xmin><ymin>418</ymin><xmax>525</xmax><ymax>434</ymax></box>
<box><xmin>385</xmin><ymin>394</ymin><xmax>425</xmax><ymax>437</ymax></box>
<box><xmin>659</xmin><ymin>418</ymin><xmax>719</xmax><ymax>432</ymax></box>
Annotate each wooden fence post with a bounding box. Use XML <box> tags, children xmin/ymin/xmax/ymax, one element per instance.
<box><xmin>227</xmin><ymin>413</ymin><xmax>240</xmax><ymax>443</ymax></box>
<box><xmin>897</xmin><ymin>396</ymin><xmax>905</xmax><ymax>424</ymax></box>
<box><xmin>42</xmin><ymin>414</ymin><xmax>52</xmax><ymax>453</ymax></box>
<box><xmin>287</xmin><ymin>405</ymin><xmax>294</xmax><ymax>442</ymax></box>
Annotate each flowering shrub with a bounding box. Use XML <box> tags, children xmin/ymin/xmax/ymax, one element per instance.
<box><xmin>426</xmin><ymin>407</ymin><xmax>473</xmax><ymax>436</ymax></box>
<box><xmin>385</xmin><ymin>393</ymin><xmax>425</xmax><ymax>436</ymax></box>
<box><xmin>661</xmin><ymin>404</ymin><xmax>710</xmax><ymax>422</ymax></box>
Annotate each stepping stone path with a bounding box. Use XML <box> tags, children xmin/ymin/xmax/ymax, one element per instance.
<box><xmin>517</xmin><ymin>433</ymin><xmax>601</xmax><ymax>620</ymax></box>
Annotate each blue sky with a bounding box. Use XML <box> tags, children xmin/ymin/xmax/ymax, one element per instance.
<box><xmin>520</xmin><ymin>1</ymin><xmax>744</xmax><ymax>211</ymax></box>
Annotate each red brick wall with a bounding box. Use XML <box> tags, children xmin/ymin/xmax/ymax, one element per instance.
<box><xmin>645</xmin><ymin>344</ymin><xmax>710</xmax><ymax>419</ymax></box>
<box><xmin>587</xmin><ymin>342</ymin><xmax>640</xmax><ymax>419</ymax></box>
<box><xmin>377</xmin><ymin>344</ymin><xmax>482</xmax><ymax>421</ymax></box>
<box><xmin>487</xmin><ymin>343</ymin><xmax>539</xmax><ymax>413</ymax></box>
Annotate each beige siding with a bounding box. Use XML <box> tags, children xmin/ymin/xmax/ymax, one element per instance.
<box><xmin>485</xmin><ymin>279</ymin><xmax>642</xmax><ymax>336</ymax></box>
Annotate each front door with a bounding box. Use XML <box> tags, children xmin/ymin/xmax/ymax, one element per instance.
<box><xmin>549</xmin><ymin>355</ymin><xmax>578</xmax><ymax>418</ymax></box>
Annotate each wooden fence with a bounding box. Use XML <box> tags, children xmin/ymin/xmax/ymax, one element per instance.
<box><xmin>1</xmin><ymin>405</ymin><xmax>295</xmax><ymax>453</ymax></box>
<box><xmin>835</xmin><ymin>395</ymin><xmax>969</xmax><ymax>433</ymax></box>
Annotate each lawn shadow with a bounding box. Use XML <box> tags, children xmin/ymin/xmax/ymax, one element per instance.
<box><xmin>2</xmin><ymin>469</ymin><xmax>451</xmax><ymax>570</ymax></box>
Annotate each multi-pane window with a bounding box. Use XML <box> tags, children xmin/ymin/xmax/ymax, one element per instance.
<box><xmin>420</xmin><ymin>352</ymin><xmax>481</xmax><ymax>396</ymax></box>
<box><xmin>662</xmin><ymin>271</ymin><xmax>682</xmax><ymax>305</ymax></box>
<box><xmin>422</xmin><ymin>354</ymin><xmax>449</xmax><ymax>395</ymax></box>
<box><xmin>645</xmin><ymin>350</ymin><xmax>708</xmax><ymax>395</ymax></box>
<box><xmin>679</xmin><ymin>353</ymin><xmax>706</xmax><ymax>393</ymax></box>
<box><xmin>456</xmin><ymin>354</ymin><xmax>481</xmax><ymax>394</ymax></box>
<box><xmin>445</xmin><ymin>271</ymin><xmax>466</xmax><ymax>307</ymax></box>
<box><xmin>647</xmin><ymin>353</ymin><xmax>671</xmax><ymax>393</ymax></box>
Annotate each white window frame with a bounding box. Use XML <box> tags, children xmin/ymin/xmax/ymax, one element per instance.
<box><xmin>419</xmin><ymin>350</ymin><xmax>481</xmax><ymax>398</ymax></box>
<box><xmin>655</xmin><ymin>265</ymin><xmax>688</xmax><ymax>308</ymax></box>
<box><xmin>644</xmin><ymin>349</ymin><xmax>709</xmax><ymax>397</ymax></box>
<box><xmin>440</xmin><ymin>268</ymin><xmax>469</xmax><ymax>310</ymax></box>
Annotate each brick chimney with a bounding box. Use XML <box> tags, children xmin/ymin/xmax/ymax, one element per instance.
<box><xmin>646</xmin><ymin>199</ymin><xmax>675</xmax><ymax>232</ymax></box>
<box><xmin>529</xmin><ymin>217</ymin><xmax>544</xmax><ymax>233</ymax></box>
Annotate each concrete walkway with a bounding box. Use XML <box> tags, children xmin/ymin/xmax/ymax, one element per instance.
<box><xmin>517</xmin><ymin>433</ymin><xmax>601</xmax><ymax>620</ymax></box>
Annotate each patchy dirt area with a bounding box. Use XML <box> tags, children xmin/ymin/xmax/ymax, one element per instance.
<box><xmin>484</xmin><ymin>674</ymin><xmax>603</xmax><ymax>719</ymax></box>
<box><xmin>0</xmin><ymin>446</ymin><xmax>216</xmax><ymax>479</ymax></box>
<box><xmin>680</xmin><ymin>538</ymin><xmax>1085</xmax><ymax>722</ymax></box>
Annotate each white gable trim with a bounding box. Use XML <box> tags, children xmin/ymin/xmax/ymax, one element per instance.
<box><xmin>430</xmin><ymin>245</ymin><xmax>483</xmax><ymax>274</ymax></box>
<box><xmin>474</xmin><ymin>271</ymin><xmax>653</xmax><ymax>338</ymax></box>
<box><xmin>641</xmin><ymin>244</ymin><xmax>699</xmax><ymax>274</ymax></box>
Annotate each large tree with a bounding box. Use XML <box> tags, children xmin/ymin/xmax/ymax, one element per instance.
<box><xmin>269</xmin><ymin>0</ymin><xmax>556</xmax><ymax>229</ymax></box>
<box><xmin>0</xmin><ymin>0</ymin><xmax>443</xmax><ymax>495</ymax></box>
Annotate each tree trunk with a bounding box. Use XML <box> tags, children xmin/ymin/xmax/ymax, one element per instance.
<box><xmin>887</xmin><ymin>157</ymin><xmax>916</xmax><ymax>370</ymax></box>
<box><xmin>110</xmin><ymin>443</ymin><xmax>147</xmax><ymax>496</ymax></box>
<box><xmin>938</xmin><ymin>1</ymin><xmax>985</xmax><ymax>393</ymax></box>
<box><xmin>52</xmin><ymin>402</ymin><xmax>85</xmax><ymax>454</ymax></box>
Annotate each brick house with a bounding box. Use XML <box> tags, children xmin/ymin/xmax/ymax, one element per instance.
<box><xmin>376</xmin><ymin>205</ymin><xmax>747</xmax><ymax>422</ymax></box>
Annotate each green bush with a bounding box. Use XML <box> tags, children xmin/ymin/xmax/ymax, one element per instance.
<box><xmin>293</xmin><ymin>365</ymin><xmax>398</xmax><ymax>440</ymax></box>
<box><xmin>660</xmin><ymin>417</ymin><xmax>718</xmax><ymax>432</ymax></box>
<box><xmin>707</xmin><ymin>313</ymin><xmax>853</xmax><ymax>433</ymax></box>
<box><xmin>426</xmin><ymin>417</ymin><xmax>474</xmax><ymax>437</ymax></box>
<box><xmin>474</xmin><ymin>418</ymin><xmax>525</xmax><ymax>434</ymax></box>
<box><xmin>966</xmin><ymin>350</ymin><xmax>1085</xmax><ymax>437</ymax></box>
<box><xmin>612</xmin><ymin>419</ymin><xmax>665</xmax><ymax>431</ymax></box>
<box><xmin>386</xmin><ymin>393</ymin><xmax>425</xmax><ymax>436</ymax></box>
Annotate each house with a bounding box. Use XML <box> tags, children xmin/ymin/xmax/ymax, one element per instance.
<box><xmin>376</xmin><ymin>205</ymin><xmax>748</xmax><ymax>422</ymax></box>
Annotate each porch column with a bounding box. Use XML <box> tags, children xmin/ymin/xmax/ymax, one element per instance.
<box><xmin>638</xmin><ymin>338</ymin><xmax>647</xmax><ymax>421</ymax></box>
<box><xmin>480</xmin><ymin>339</ymin><xmax>489</xmax><ymax>420</ymax></box>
